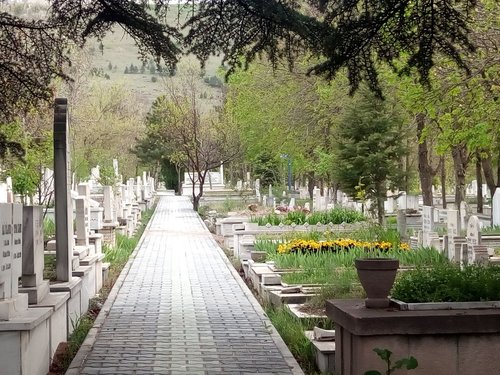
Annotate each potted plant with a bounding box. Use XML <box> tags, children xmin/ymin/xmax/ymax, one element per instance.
<box><xmin>355</xmin><ymin>258</ymin><xmax>399</xmax><ymax>308</ymax></box>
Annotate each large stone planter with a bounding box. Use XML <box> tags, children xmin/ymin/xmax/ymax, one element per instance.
<box><xmin>354</xmin><ymin>258</ymin><xmax>399</xmax><ymax>308</ymax></box>
<box><xmin>326</xmin><ymin>298</ymin><xmax>500</xmax><ymax>375</ymax></box>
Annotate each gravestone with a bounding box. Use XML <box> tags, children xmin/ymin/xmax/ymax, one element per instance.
<box><xmin>255</xmin><ymin>179</ymin><xmax>261</xmax><ymax>201</ymax></box>
<box><xmin>304</xmin><ymin>202</ymin><xmax>311</xmax><ymax>211</ymax></box>
<box><xmin>236</xmin><ymin>180</ymin><xmax>243</xmax><ymax>191</ymax></box>
<box><xmin>113</xmin><ymin>159</ymin><xmax>119</xmax><ymax>177</ymax></box>
<box><xmin>0</xmin><ymin>203</ymin><xmax>13</xmax><ymax>300</ymax></box>
<box><xmin>397</xmin><ymin>210</ymin><xmax>407</xmax><ymax>239</ymax></box>
<box><xmin>75</xmin><ymin>197</ymin><xmax>89</xmax><ymax>246</ymax></box>
<box><xmin>422</xmin><ymin>206</ymin><xmax>434</xmax><ymax>247</ymax></box>
<box><xmin>447</xmin><ymin>210</ymin><xmax>460</xmax><ymax>261</ymax></box>
<box><xmin>135</xmin><ymin>176</ymin><xmax>142</xmax><ymax>202</ymax></box>
<box><xmin>0</xmin><ymin>203</ymin><xmax>29</xmax><ymax>319</ymax></box>
<box><xmin>466</xmin><ymin>215</ymin><xmax>481</xmax><ymax>265</ymax></box>
<box><xmin>460</xmin><ymin>201</ymin><xmax>468</xmax><ymax>231</ymax></box>
<box><xmin>493</xmin><ymin>188</ymin><xmax>500</xmax><ymax>227</ymax></box>
<box><xmin>267</xmin><ymin>185</ymin><xmax>274</xmax><ymax>206</ymax></box>
<box><xmin>384</xmin><ymin>197</ymin><xmax>395</xmax><ymax>214</ymax></box>
<box><xmin>6</xmin><ymin>177</ymin><xmax>13</xmax><ymax>203</ymax></box>
<box><xmin>406</xmin><ymin>195</ymin><xmax>418</xmax><ymax>210</ymax></box>
<box><xmin>289</xmin><ymin>198</ymin><xmax>296</xmax><ymax>211</ymax></box>
<box><xmin>0</xmin><ymin>183</ymin><xmax>7</xmax><ymax>203</ymax></box>
<box><xmin>397</xmin><ymin>193</ymin><xmax>407</xmax><ymax>210</ymax></box>
<box><xmin>103</xmin><ymin>186</ymin><xmax>115</xmax><ymax>223</ymax></box>
<box><xmin>20</xmin><ymin>206</ymin><xmax>49</xmax><ymax>304</ymax></box>
<box><xmin>53</xmin><ymin>98</ymin><xmax>73</xmax><ymax>282</ymax></box>
<box><xmin>11</xmin><ymin>204</ymin><xmax>23</xmax><ymax>296</ymax></box>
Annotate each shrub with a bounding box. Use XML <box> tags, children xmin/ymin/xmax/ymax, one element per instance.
<box><xmin>392</xmin><ymin>264</ymin><xmax>500</xmax><ymax>303</ymax></box>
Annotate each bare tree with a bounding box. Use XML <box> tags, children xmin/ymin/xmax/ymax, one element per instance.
<box><xmin>144</xmin><ymin>67</ymin><xmax>240</xmax><ymax>210</ymax></box>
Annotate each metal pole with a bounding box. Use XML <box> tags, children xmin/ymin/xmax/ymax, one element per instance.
<box><xmin>287</xmin><ymin>157</ymin><xmax>292</xmax><ymax>191</ymax></box>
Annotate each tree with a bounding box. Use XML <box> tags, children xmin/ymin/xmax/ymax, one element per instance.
<box><xmin>0</xmin><ymin>0</ymin><xmax>480</xmax><ymax>123</ymax></box>
<box><xmin>334</xmin><ymin>86</ymin><xmax>408</xmax><ymax>224</ymax></box>
<box><xmin>140</xmin><ymin>67</ymin><xmax>240</xmax><ymax>210</ymax></box>
<box><xmin>0</xmin><ymin>120</ymin><xmax>53</xmax><ymax>203</ymax></box>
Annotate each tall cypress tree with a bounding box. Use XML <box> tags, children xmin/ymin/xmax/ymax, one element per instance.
<box><xmin>334</xmin><ymin>86</ymin><xmax>408</xmax><ymax>224</ymax></box>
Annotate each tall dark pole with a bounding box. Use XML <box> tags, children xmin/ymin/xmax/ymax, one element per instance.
<box><xmin>287</xmin><ymin>157</ymin><xmax>292</xmax><ymax>191</ymax></box>
<box><xmin>53</xmin><ymin>98</ymin><xmax>72</xmax><ymax>282</ymax></box>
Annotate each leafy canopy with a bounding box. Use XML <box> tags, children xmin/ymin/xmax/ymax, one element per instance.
<box><xmin>0</xmin><ymin>0</ymin><xmax>479</xmax><ymax>121</ymax></box>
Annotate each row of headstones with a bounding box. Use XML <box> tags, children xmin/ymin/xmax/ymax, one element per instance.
<box><xmin>0</xmin><ymin>204</ymin><xmax>44</xmax><ymax>320</ymax></box>
<box><xmin>415</xmin><ymin>205</ymin><xmax>489</xmax><ymax>265</ymax></box>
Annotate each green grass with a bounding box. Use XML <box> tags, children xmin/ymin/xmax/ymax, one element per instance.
<box><xmin>265</xmin><ymin>307</ymin><xmax>325</xmax><ymax>375</ymax></box>
<box><xmin>483</xmin><ymin>225</ymin><xmax>500</xmax><ymax>235</ymax></box>
<box><xmin>43</xmin><ymin>254</ymin><xmax>56</xmax><ymax>281</ymax></box>
<box><xmin>43</xmin><ymin>218</ymin><xmax>56</xmax><ymax>240</ymax></box>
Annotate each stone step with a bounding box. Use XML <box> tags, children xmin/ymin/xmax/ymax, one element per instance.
<box><xmin>80</xmin><ymin>254</ymin><xmax>100</xmax><ymax>266</ymax></box>
<box><xmin>305</xmin><ymin>330</ymin><xmax>336</xmax><ymax>374</ymax></box>
<box><xmin>269</xmin><ymin>290</ymin><xmax>314</xmax><ymax>307</ymax></box>
<box><xmin>72</xmin><ymin>265</ymin><xmax>92</xmax><ymax>277</ymax></box>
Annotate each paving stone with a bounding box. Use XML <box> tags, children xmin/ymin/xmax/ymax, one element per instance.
<box><xmin>78</xmin><ymin>196</ymin><xmax>302</xmax><ymax>374</ymax></box>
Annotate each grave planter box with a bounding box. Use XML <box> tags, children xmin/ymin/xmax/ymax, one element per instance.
<box><xmin>326</xmin><ymin>298</ymin><xmax>500</xmax><ymax>375</ymax></box>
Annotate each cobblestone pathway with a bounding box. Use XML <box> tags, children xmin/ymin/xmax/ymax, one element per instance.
<box><xmin>73</xmin><ymin>195</ymin><xmax>303</xmax><ymax>375</ymax></box>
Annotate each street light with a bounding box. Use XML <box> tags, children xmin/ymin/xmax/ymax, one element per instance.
<box><xmin>280</xmin><ymin>154</ymin><xmax>292</xmax><ymax>191</ymax></box>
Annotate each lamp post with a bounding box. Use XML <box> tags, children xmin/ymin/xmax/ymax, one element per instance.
<box><xmin>280</xmin><ymin>154</ymin><xmax>292</xmax><ymax>191</ymax></box>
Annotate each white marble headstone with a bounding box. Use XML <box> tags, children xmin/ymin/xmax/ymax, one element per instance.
<box><xmin>446</xmin><ymin>209</ymin><xmax>460</xmax><ymax>261</ymax></box>
<box><xmin>0</xmin><ymin>204</ymin><xmax>13</xmax><ymax>299</ymax></box>
<box><xmin>11</xmin><ymin>204</ymin><xmax>22</xmax><ymax>298</ymax></box>
<box><xmin>493</xmin><ymin>188</ymin><xmax>500</xmax><ymax>227</ymax></box>
<box><xmin>466</xmin><ymin>215</ymin><xmax>481</xmax><ymax>264</ymax></box>
<box><xmin>422</xmin><ymin>206</ymin><xmax>434</xmax><ymax>246</ymax></box>
<box><xmin>75</xmin><ymin>198</ymin><xmax>89</xmax><ymax>246</ymax></box>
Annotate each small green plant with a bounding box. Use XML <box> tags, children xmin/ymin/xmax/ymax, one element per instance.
<box><xmin>392</xmin><ymin>263</ymin><xmax>500</xmax><ymax>303</ymax></box>
<box><xmin>43</xmin><ymin>218</ymin><xmax>56</xmax><ymax>240</ymax></box>
<box><xmin>364</xmin><ymin>348</ymin><xmax>418</xmax><ymax>375</ymax></box>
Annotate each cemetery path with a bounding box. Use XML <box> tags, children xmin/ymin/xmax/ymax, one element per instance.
<box><xmin>70</xmin><ymin>194</ymin><xmax>303</xmax><ymax>375</ymax></box>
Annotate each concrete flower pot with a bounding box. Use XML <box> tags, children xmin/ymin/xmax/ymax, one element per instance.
<box><xmin>355</xmin><ymin>258</ymin><xmax>399</xmax><ymax>308</ymax></box>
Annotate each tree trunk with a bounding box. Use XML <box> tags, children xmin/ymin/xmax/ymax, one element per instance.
<box><xmin>192</xmin><ymin>195</ymin><xmax>200</xmax><ymax>211</ymax></box>
<box><xmin>481</xmin><ymin>155</ymin><xmax>497</xmax><ymax>198</ymax></box>
<box><xmin>416</xmin><ymin>113</ymin><xmax>434</xmax><ymax>206</ymax></box>
<box><xmin>476</xmin><ymin>152</ymin><xmax>483</xmax><ymax>213</ymax></box>
<box><xmin>376</xmin><ymin>181</ymin><xmax>385</xmax><ymax>225</ymax></box>
<box><xmin>307</xmin><ymin>172</ymin><xmax>315</xmax><ymax>199</ymax></box>
<box><xmin>441</xmin><ymin>156</ymin><xmax>446</xmax><ymax>209</ymax></box>
<box><xmin>451</xmin><ymin>144</ymin><xmax>468</xmax><ymax>208</ymax></box>
<box><xmin>192</xmin><ymin>172</ymin><xmax>206</xmax><ymax>212</ymax></box>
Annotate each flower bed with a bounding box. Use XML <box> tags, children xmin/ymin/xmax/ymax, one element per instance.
<box><xmin>277</xmin><ymin>238</ymin><xmax>410</xmax><ymax>254</ymax></box>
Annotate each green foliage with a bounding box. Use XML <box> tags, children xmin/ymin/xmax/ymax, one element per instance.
<box><xmin>365</xmin><ymin>348</ymin><xmax>418</xmax><ymax>375</ymax></box>
<box><xmin>265</xmin><ymin>307</ymin><xmax>319</xmax><ymax>374</ymax></box>
<box><xmin>103</xmin><ymin>207</ymin><xmax>155</xmax><ymax>267</ymax></box>
<box><xmin>98</xmin><ymin>164</ymin><xmax>119</xmax><ymax>186</ymax></box>
<box><xmin>43</xmin><ymin>218</ymin><xmax>56</xmax><ymax>240</ymax></box>
<box><xmin>67</xmin><ymin>315</ymin><xmax>94</xmax><ymax>359</ymax></box>
<box><xmin>43</xmin><ymin>254</ymin><xmax>56</xmax><ymax>281</ymax></box>
<box><xmin>392</xmin><ymin>264</ymin><xmax>500</xmax><ymax>303</ymax></box>
<box><xmin>0</xmin><ymin>121</ymin><xmax>53</xmax><ymax>198</ymax></box>
<box><xmin>334</xmin><ymin>86</ymin><xmax>408</xmax><ymax>223</ymax></box>
<box><xmin>251</xmin><ymin>207</ymin><xmax>366</xmax><ymax>226</ymax></box>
